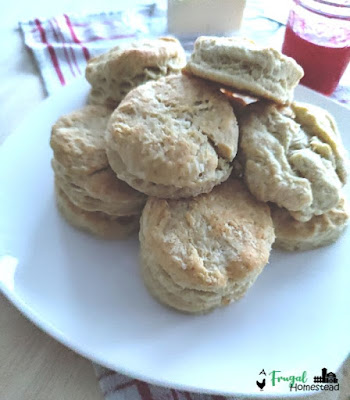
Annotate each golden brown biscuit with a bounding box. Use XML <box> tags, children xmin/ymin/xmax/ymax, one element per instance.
<box><xmin>139</xmin><ymin>179</ymin><xmax>275</xmax><ymax>313</ymax></box>
<box><xmin>185</xmin><ymin>36</ymin><xmax>304</xmax><ymax>104</ymax></box>
<box><xmin>240</xmin><ymin>101</ymin><xmax>347</xmax><ymax>222</ymax></box>
<box><xmin>55</xmin><ymin>184</ymin><xmax>140</xmax><ymax>239</ymax></box>
<box><xmin>86</xmin><ymin>37</ymin><xmax>186</xmax><ymax>108</ymax></box>
<box><xmin>50</xmin><ymin>105</ymin><xmax>111</xmax><ymax>176</ymax></box>
<box><xmin>271</xmin><ymin>197</ymin><xmax>349</xmax><ymax>251</ymax></box>
<box><xmin>50</xmin><ymin>105</ymin><xmax>146</xmax><ymax>216</ymax></box>
<box><xmin>106</xmin><ymin>74</ymin><xmax>239</xmax><ymax>199</ymax></box>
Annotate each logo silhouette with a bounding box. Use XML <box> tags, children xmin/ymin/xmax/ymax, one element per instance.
<box><xmin>256</xmin><ymin>378</ymin><xmax>266</xmax><ymax>391</ymax></box>
<box><xmin>314</xmin><ymin>368</ymin><xmax>338</xmax><ymax>384</ymax></box>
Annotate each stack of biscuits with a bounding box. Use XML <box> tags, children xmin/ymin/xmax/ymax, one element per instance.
<box><xmin>51</xmin><ymin>38</ymin><xmax>186</xmax><ymax>239</ymax></box>
<box><xmin>50</xmin><ymin>35</ymin><xmax>349</xmax><ymax>314</ymax></box>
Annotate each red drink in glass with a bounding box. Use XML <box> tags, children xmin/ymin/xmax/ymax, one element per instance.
<box><xmin>282</xmin><ymin>0</ymin><xmax>350</xmax><ymax>96</ymax></box>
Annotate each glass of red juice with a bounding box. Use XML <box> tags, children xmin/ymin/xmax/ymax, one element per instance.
<box><xmin>282</xmin><ymin>0</ymin><xmax>350</xmax><ymax>96</ymax></box>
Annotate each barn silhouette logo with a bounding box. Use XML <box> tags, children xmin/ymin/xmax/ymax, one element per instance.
<box><xmin>313</xmin><ymin>368</ymin><xmax>338</xmax><ymax>384</ymax></box>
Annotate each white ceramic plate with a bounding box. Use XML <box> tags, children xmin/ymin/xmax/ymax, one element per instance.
<box><xmin>0</xmin><ymin>79</ymin><xmax>349</xmax><ymax>397</ymax></box>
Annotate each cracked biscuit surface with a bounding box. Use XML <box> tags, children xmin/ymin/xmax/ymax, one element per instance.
<box><xmin>271</xmin><ymin>196</ymin><xmax>349</xmax><ymax>251</ymax></box>
<box><xmin>106</xmin><ymin>74</ymin><xmax>239</xmax><ymax>198</ymax></box>
<box><xmin>50</xmin><ymin>105</ymin><xmax>111</xmax><ymax>175</ymax></box>
<box><xmin>85</xmin><ymin>37</ymin><xmax>186</xmax><ymax>108</ymax></box>
<box><xmin>185</xmin><ymin>36</ymin><xmax>304</xmax><ymax>104</ymax></box>
<box><xmin>50</xmin><ymin>105</ymin><xmax>146</xmax><ymax>217</ymax></box>
<box><xmin>240</xmin><ymin>101</ymin><xmax>348</xmax><ymax>222</ymax></box>
<box><xmin>139</xmin><ymin>179</ymin><xmax>275</xmax><ymax>313</ymax></box>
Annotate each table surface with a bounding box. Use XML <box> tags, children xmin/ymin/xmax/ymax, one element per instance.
<box><xmin>1</xmin><ymin>1</ymin><xmax>349</xmax><ymax>399</ymax></box>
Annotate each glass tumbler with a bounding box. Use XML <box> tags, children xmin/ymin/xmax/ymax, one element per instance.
<box><xmin>282</xmin><ymin>0</ymin><xmax>350</xmax><ymax>95</ymax></box>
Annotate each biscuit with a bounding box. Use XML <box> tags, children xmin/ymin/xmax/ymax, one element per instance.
<box><xmin>50</xmin><ymin>105</ymin><xmax>112</xmax><ymax>176</ymax></box>
<box><xmin>85</xmin><ymin>37</ymin><xmax>187</xmax><ymax>108</ymax></box>
<box><xmin>50</xmin><ymin>105</ymin><xmax>146</xmax><ymax>216</ymax></box>
<box><xmin>53</xmin><ymin>159</ymin><xmax>146</xmax><ymax>216</ymax></box>
<box><xmin>139</xmin><ymin>179</ymin><xmax>275</xmax><ymax>313</ymax></box>
<box><xmin>271</xmin><ymin>197</ymin><xmax>349</xmax><ymax>251</ymax></box>
<box><xmin>106</xmin><ymin>74</ymin><xmax>239</xmax><ymax>199</ymax></box>
<box><xmin>185</xmin><ymin>36</ymin><xmax>304</xmax><ymax>104</ymax></box>
<box><xmin>55</xmin><ymin>184</ymin><xmax>140</xmax><ymax>239</ymax></box>
<box><xmin>240</xmin><ymin>101</ymin><xmax>347</xmax><ymax>222</ymax></box>
<box><xmin>292</xmin><ymin>102</ymin><xmax>348</xmax><ymax>184</ymax></box>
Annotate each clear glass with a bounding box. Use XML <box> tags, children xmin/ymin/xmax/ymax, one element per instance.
<box><xmin>282</xmin><ymin>0</ymin><xmax>350</xmax><ymax>95</ymax></box>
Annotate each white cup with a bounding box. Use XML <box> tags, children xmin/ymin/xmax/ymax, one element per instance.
<box><xmin>167</xmin><ymin>0</ymin><xmax>247</xmax><ymax>36</ymax></box>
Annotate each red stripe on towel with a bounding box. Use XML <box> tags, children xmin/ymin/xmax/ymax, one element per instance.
<box><xmin>184</xmin><ymin>392</ymin><xmax>192</xmax><ymax>400</ymax></box>
<box><xmin>136</xmin><ymin>381</ymin><xmax>154</xmax><ymax>400</ymax></box>
<box><xmin>34</xmin><ymin>19</ymin><xmax>65</xmax><ymax>85</ymax></box>
<box><xmin>55</xmin><ymin>16</ymin><xmax>82</xmax><ymax>75</ymax></box>
<box><xmin>171</xmin><ymin>389</ymin><xmax>180</xmax><ymax>400</ymax></box>
<box><xmin>72</xmin><ymin>20</ymin><xmax>123</xmax><ymax>28</ymax></box>
<box><xmin>48</xmin><ymin>19</ymin><xmax>75</xmax><ymax>78</ymax></box>
<box><xmin>83</xmin><ymin>33</ymin><xmax>136</xmax><ymax>43</ymax></box>
<box><xmin>63</xmin><ymin>14</ymin><xmax>90</xmax><ymax>61</ymax></box>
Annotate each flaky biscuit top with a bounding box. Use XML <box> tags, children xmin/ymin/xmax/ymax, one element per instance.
<box><xmin>107</xmin><ymin>74</ymin><xmax>239</xmax><ymax>188</ymax></box>
<box><xmin>240</xmin><ymin>101</ymin><xmax>348</xmax><ymax>222</ymax></box>
<box><xmin>140</xmin><ymin>179</ymin><xmax>275</xmax><ymax>291</ymax></box>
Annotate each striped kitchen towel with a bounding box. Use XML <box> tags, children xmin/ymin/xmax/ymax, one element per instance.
<box><xmin>94</xmin><ymin>364</ymin><xmax>243</xmax><ymax>400</ymax></box>
<box><xmin>19</xmin><ymin>3</ymin><xmax>167</xmax><ymax>95</ymax></box>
